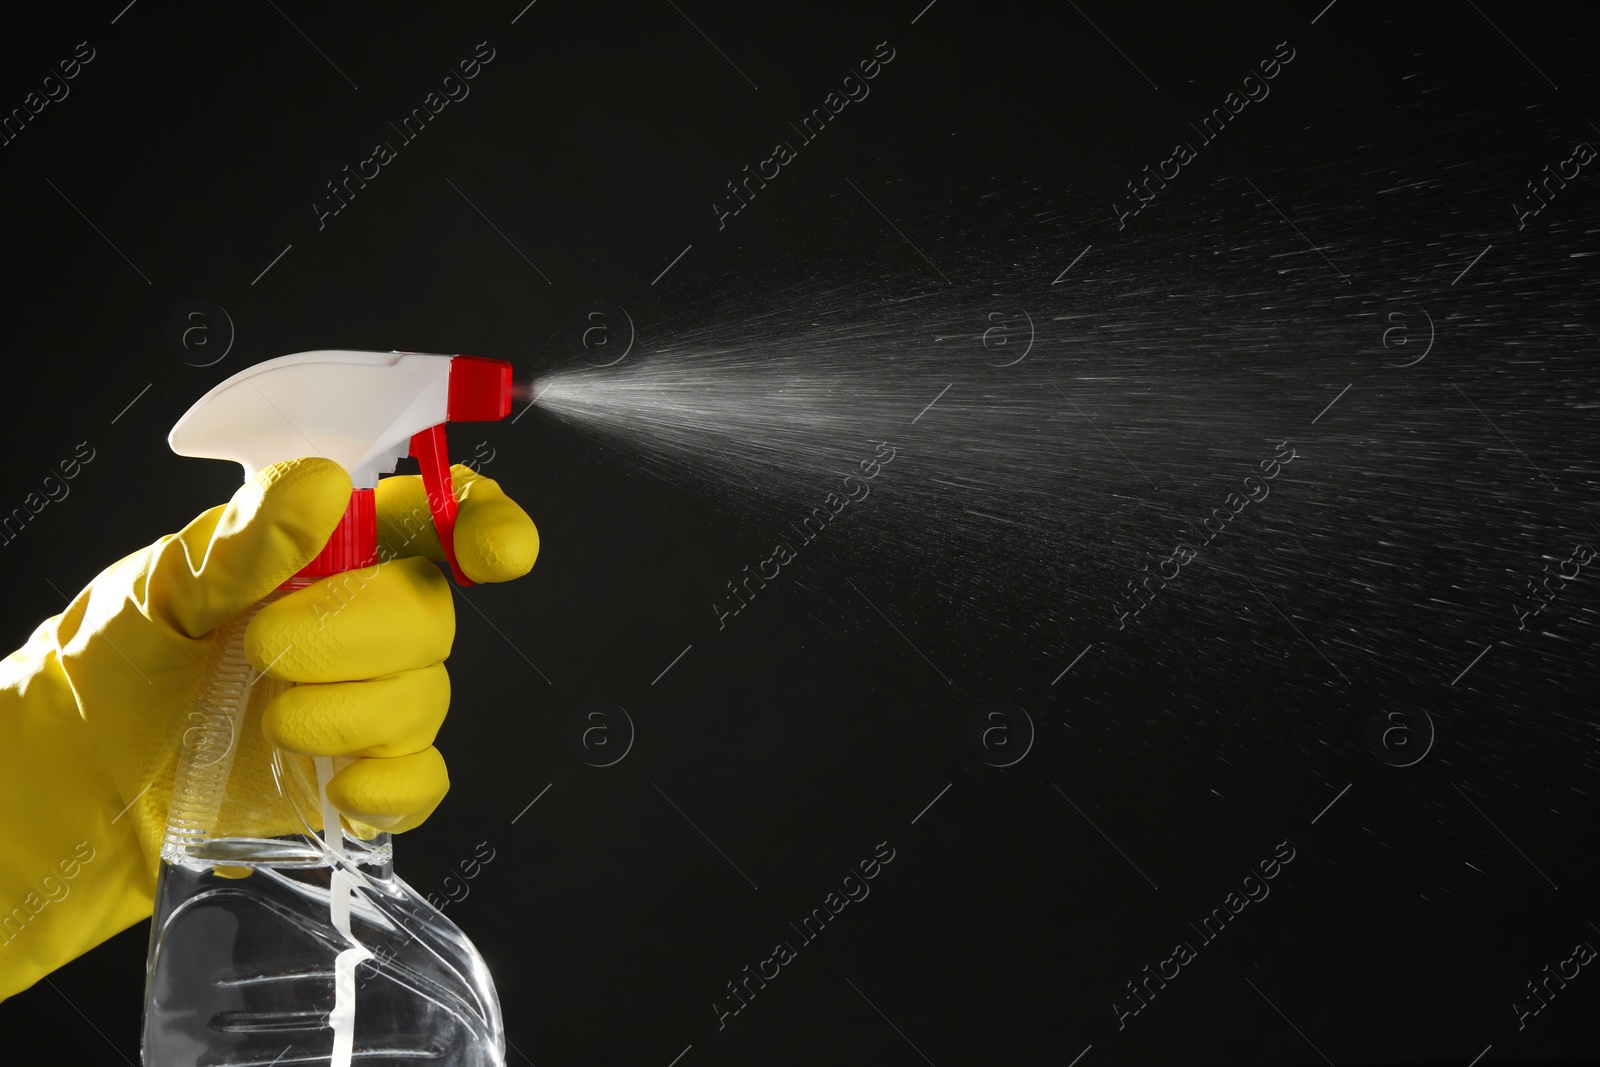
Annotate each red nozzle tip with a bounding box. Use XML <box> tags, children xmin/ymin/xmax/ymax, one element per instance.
<box><xmin>448</xmin><ymin>355</ymin><xmax>513</xmax><ymax>422</ymax></box>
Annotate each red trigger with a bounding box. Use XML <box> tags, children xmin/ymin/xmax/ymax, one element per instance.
<box><xmin>410</xmin><ymin>423</ymin><xmax>473</xmax><ymax>586</ymax></box>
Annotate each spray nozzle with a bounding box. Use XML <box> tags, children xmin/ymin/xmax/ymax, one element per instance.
<box><xmin>410</xmin><ymin>355</ymin><xmax>512</xmax><ymax>585</ymax></box>
<box><xmin>170</xmin><ymin>350</ymin><xmax>514</xmax><ymax>587</ymax></box>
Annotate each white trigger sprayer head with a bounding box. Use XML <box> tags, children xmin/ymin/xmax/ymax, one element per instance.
<box><xmin>169</xmin><ymin>350</ymin><xmax>514</xmax><ymax>585</ymax></box>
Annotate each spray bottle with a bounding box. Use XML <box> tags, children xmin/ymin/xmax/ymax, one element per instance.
<box><xmin>145</xmin><ymin>351</ymin><xmax>514</xmax><ymax>1067</ymax></box>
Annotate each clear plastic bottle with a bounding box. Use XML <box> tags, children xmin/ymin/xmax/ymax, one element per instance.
<box><xmin>142</xmin><ymin>591</ymin><xmax>505</xmax><ymax>1067</ymax></box>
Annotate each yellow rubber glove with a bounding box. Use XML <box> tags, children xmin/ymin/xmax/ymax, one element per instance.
<box><xmin>0</xmin><ymin>458</ymin><xmax>537</xmax><ymax>1002</ymax></box>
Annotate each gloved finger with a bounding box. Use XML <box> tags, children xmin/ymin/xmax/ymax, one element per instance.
<box><xmin>149</xmin><ymin>457</ymin><xmax>352</xmax><ymax>638</ymax></box>
<box><xmin>375</xmin><ymin>464</ymin><xmax>538</xmax><ymax>583</ymax></box>
<box><xmin>261</xmin><ymin>665</ymin><xmax>449</xmax><ymax>758</ymax></box>
<box><xmin>325</xmin><ymin>748</ymin><xmax>449</xmax><ymax>833</ymax></box>
<box><xmin>243</xmin><ymin>556</ymin><xmax>453</xmax><ymax>682</ymax></box>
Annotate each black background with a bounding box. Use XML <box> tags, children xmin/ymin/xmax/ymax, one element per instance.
<box><xmin>2</xmin><ymin>2</ymin><xmax>1598</xmax><ymax>1065</ymax></box>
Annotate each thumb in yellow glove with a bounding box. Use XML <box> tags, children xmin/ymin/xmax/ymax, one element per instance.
<box><xmin>0</xmin><ymin>457</ymin><xmax>537</xmax><ymax>1001</ymax></box>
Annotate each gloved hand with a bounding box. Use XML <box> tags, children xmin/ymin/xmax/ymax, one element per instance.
<box><xmin>0</xmin><ymin>457</ymin><xmax>537</xmax><ymax>1001</ymax></box>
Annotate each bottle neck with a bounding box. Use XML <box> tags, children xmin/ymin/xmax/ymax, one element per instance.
<box><xmin>289</xmin><ymin>488</ymin><xmax>379</xmax><ymax>584</ymax></box>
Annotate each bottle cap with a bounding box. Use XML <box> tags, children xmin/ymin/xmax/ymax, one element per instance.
<box><xmin>293</xmin><ymin>488</ymin><xmax>379</xmax><ymax>581</ymax></box>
